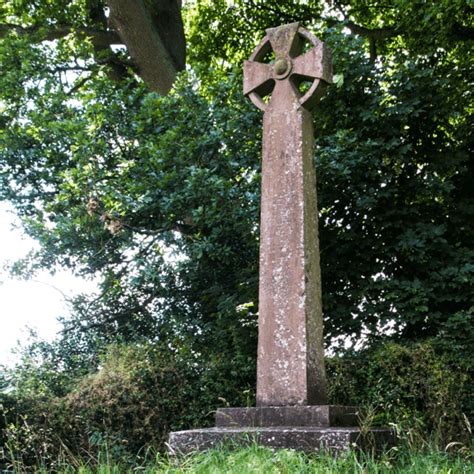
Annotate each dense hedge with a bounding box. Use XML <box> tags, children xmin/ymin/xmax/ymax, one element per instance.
<box><xmin>327</xmin><ymin>342</ymin><xmax>471</xmax><ymax>446</ymax></box>
<box><xmin>1</xmin><ymin>342</ymin><xmax>255</xmax><ymax>469</ymax></box>
<box><xmin>1</xmin><ymin>340</ymin><xmax>470</xmax><ymax>470</ymax></box>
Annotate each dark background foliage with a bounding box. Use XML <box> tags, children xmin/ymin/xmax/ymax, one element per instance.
<box><xmin>0</xmin><ymin>0</ymin><xmax>472</xmax><ymax>467</ymax></box>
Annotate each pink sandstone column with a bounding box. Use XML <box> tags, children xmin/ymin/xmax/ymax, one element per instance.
<box><xmin>243</xmin><ymin>23</ymin><xmax>332</xmax><ymax>406</ymax></box>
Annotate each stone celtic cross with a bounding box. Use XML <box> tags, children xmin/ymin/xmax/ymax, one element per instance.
<box><xmin>243</xmin><ymin>23</ymin><xmax>332</xmax><ymax>407</ymax></box>
<box><xmin>169</xmin><ymin>24</ymin><xmax>393</xmax><ymax>454</ymax></box>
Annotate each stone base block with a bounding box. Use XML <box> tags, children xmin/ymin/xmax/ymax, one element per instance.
<box><xmin>168</xmin><ymin>426</ymin><xmax>394</xmax><ymax>455</ymax></box>
<box><xmin>216</xmin><ymin>405</ymin><xmax>358</xmax><ymax>428</ymax></box>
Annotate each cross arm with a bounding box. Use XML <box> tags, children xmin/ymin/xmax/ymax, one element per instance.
<box><xmin>243</xmin><ymin>60</ymin><xmax>274</xmax><ymax>97</ymax></box>
<box><xmin>292</xmin><ymin>42</ymin><xmax>332</xmax><ymax>84</ymax></box>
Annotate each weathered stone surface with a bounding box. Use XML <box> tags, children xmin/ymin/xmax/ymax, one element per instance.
<box><xmin>168</xmin><ymin>426</ymin><xmax>394</xmax><ymax>455</ymax></box>
<box><xmin>243</xmin><ymin>22</ymin><xmax>332</xmax><ymax>407</ymax></box>
<box><xmin>215</xmin><ymin>405</ymin><xmax>358</xmax><ymax>428</ymax></box>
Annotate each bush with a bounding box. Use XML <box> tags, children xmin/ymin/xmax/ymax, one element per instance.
<box><xmin>1</xmin><ymin>342</ymin><xmax>255</xmax><ymax>470</ymax></box>
<box><xmin>327</xmin><ymin>341</ymin><xmax>471</xmax><ymax>446</ymax></box>
<box><xmin>2</xmin><ymin>340</ymin><xmax>470</xmax><ymax>470</ymax></box>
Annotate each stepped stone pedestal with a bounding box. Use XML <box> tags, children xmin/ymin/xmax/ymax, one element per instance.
<box><xmin>168</xmin><ymin>406</ymin><xmax>394</xmax><ymax>454</ymax></box>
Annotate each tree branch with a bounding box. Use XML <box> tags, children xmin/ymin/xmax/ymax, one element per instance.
<box><xmin>66</xmin><ymin>74</ymin><xmax>95</xmax><ymax>96</ymax></box>
<box><xmin>122</xmin><ymin>222</ymin><xmax>195</xmax><ymax>236</ymax></box>
<box><xmin>107</xmin><ymin>0</ymin><xmax>186</xmax><ymax>95</ymax></box>
<box><xmin>328</xmin><ymin>0</ymin><xmax>397</xmax><ymax>61</ymax></box>
<box><xmin>345</xmin><ymin>21</ymin><xmax>398</xmax><ymax>41</ymax></box>
<box><xmin>86</xmin><ymin>0</ymin><xmax>132</xmax><ymax>83</ymax></box>
<box><xmin>369</xmin><ymin>37</ymin><xmax>377</xmax><ymax>63</ymax></box>
<box><xmin>0</xmin><ymin>23</ymin><xmax>122</xmax><ymax>47</ymax></box>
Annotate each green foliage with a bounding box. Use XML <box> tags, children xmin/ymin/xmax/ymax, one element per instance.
<box><xmin>316</xmin><ymin>32</ymin><xmax>473</xmax><ymax>346</ymax></box>
<box><xmin>185</xmin><ymin>1</ymin><xmax>473</xmax><ymax>68</ymax></box>
<box><xmin>0</xmin><ymin>1</ymin><xmax>473</xmax><ymax>470</ymax></box>
<box><xmin>1</xmin><ymin>0</ymin><xmax>472</xmax><ymax>359</ymax></box>
<box><xmin>2</xmin><ymin>341</ymin><xmax>470</xmax><ymax>470</ymax></box>
<box><xmin>327</xmin><ymin>341</ymin><xmax>471</xmax><ymax>446</ymax></box>
<box><xmin>1</xmin><ymin>342</ymin><xmax>255</xmax><ymax>469</ymax></box>
<box><xmin>1</xmin><ymin>60</ymin><xmax>261</xmax><ymax>362</ymax></box>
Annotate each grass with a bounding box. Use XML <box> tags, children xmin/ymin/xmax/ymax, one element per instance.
<box><xmin>14</xmin><ymin>442</ymin><xmax>471</xmax><ymax>474</ymax></box>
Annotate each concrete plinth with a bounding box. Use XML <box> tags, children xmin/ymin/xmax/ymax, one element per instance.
<box><xmin>168</xmin><ymin>425</ymin><xmax>393</xmax><ymax>455</ymax></box>
<box><xmin>168</xmin><ymin>405</ymin><xmax>394</xmax><ymax>455</ymax></box>
<box><xmin>216</xmin><ymin>405</ymin><xmax>358</xmax><ymax>427</ymax></box>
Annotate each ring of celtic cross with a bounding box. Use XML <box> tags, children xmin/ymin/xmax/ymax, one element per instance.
<box><xmin>243</xmin><ymin>23</ymin><xmax>332</xmax><ymax>112</ymax></box>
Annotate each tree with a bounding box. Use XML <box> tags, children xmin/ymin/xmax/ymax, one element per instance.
<box><xmin>0</xmin><ymin>0</ymin><xmax>472</xmax><ymax>374</ymax></box>
<box><xmin>0</xmin><ymin>1</ymin><xmax>186</xmax><ymax>94</ymax></box>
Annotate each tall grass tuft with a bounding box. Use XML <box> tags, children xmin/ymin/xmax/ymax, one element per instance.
<box><xmin>7</xmin><ymin>440</ymin><xmax>472</xmax><ymax>473</ymax></box>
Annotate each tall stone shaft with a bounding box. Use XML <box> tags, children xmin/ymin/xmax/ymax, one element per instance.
<box><xmin>243</xmin><ymin>23</ymin><xmax>332</xmax><ymax>406</ymax></box>
<box><xmin>258</xmin><ymin>90</ymin><xmax>326</xmax><ymax>406</ymax></box>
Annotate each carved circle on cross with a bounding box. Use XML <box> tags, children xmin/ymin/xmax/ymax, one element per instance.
<box><xmin>243</xmin><ymin>23</ymin><xmax>332</xmax><ymax>112</ymax></box>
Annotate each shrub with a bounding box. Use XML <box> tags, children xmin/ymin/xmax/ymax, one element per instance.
<box><xmin>327</xmin><ymin>341</ymin><xmax>471</xmax><ymax>446</ymax></box>
<box><xmin>2</xmin><ymin>340</ymin><xmax>470</xmax><ymax>471</ymax></box>
<box><xmin>1</xmin><ymin>342</ymin><xmax>255</xmax><ymax>469</ymax></box>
